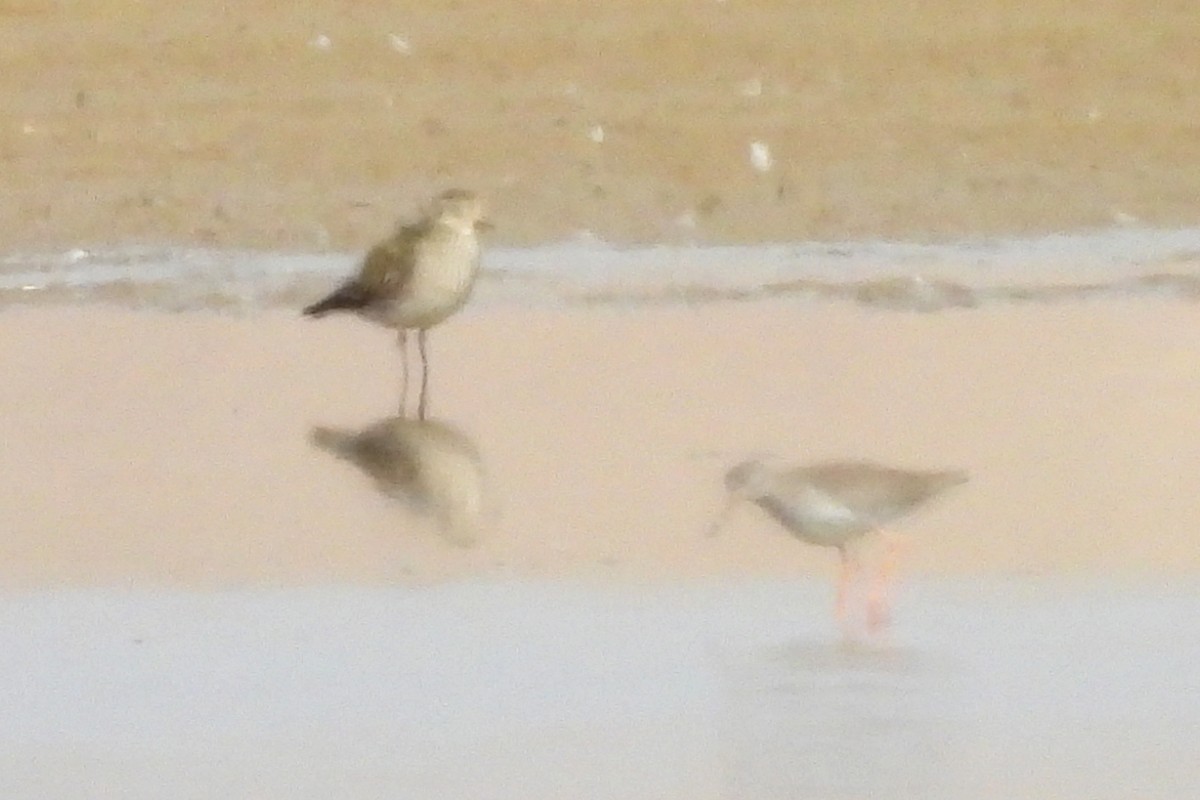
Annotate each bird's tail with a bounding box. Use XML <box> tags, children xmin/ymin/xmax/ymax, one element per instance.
<box><xmin>302</xmin><ymin>282</ymin><xmax>370</xmax><ymax>317</ymax></box>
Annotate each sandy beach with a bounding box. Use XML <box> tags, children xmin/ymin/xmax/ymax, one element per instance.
<box><xmin>4</xmin><ymin>1</ymin><xmax>1200</xmax><ymax>796</ymax></box>
<box><xmin>4</xmin><ymin>0</ymin><xmax>1200</xmax><ymax>249</ymax></box>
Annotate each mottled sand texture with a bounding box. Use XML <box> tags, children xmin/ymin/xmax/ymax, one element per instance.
<box><xmin>2</xmin><ymin>0</ymin><xmax>1200</xmax><ymax>249</ymax></box>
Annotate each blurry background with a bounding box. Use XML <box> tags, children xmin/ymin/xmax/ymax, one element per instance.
<box><xmin>3</xmin><ymin>0</ymin><xmax>1199</xmax><ymax>249</ymax></box>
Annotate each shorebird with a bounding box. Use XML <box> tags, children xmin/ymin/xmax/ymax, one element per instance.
<box><xmin>311</xmin><ymin>415</ymin><xmax>487</xmax><ymax>547</ymax></box>
<box><xmin>707</xmin><ymin>458</ymin><xmax>968</xmax><ymax>632</ymax></box>
<box><xmin>303</xmin><ymin>189</ymin><xmax>490</xmax><ymax>418</ymax></box>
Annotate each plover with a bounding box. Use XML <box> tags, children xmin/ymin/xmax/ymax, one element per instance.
<box><xmin>707</xmin><ymin>458</ymin><xmax>968</xmax><ymax>632</ymax></box>
<box><xmin>303</xmin><ymin>189</ymin><xmax>490</xmax><ymax>418</ymax></box>
<box><xmin>311</xmin><ymin>415</ymin><xmax>486</xmax><ymax>547</ymax></box>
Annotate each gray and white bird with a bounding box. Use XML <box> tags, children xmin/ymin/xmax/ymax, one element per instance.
<box><xmin>708</xmin><ymin>458</ymin><xmax>968</xmax><ymax>631</ymax></box>
<box><xmin>303</xmin><ymin>189</ymin><xmax>490</xmax><ymax>418</ymax></box>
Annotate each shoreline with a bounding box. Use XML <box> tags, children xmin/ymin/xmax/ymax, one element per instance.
<box><xmin>6</xmin><ymin>228</ymin><xmax>1200</xmax><ymax>314</ymax></box>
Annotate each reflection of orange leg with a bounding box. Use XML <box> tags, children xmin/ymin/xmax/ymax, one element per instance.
<box><xmin>834</xmin><ymin>546</ymin><xmax>857</xmax><ymax>626</ymax></box>
<box><xmin>867</xmin><ymin>529</ymin><xmax>909</xmax><ymax>633</ymax></box>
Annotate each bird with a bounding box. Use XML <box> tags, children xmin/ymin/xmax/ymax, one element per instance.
<box><xmin>310</xmin><ymin>415</ymin><xmax>487</xmax><ymax>547</ymax></box>
<box><xmin>303</xmin><ymin>189</ymin><xmax>490</xmax><ymax>419</ymax></box>
<box><xmin>707</xmin><ymin>458</ymin><xmax>968</xmax><ymax>632</ymax></box>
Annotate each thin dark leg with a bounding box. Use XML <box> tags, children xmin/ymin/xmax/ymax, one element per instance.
<box><xmin>397</xmin><ymin>329</ymin><xmax>409</xmax><ymax>415</ymax></box>
<box><xmin>417</xmin><ymin>329</ymin><xmax>430</xmax><ymax>420</ymax></box>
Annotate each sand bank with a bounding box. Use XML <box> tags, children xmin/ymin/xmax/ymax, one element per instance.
<box><xmin>4</xmin><ymin>1</ymin><xmax>1200</xmax><ymax>249</ymax></box>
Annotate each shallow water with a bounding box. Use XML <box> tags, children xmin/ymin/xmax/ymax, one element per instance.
<box><xmin>5</xmin><ymin>227</ymin><xmax>1200</xmax><ymax>312</ymax></box>
<box><xmin>1</xmin><ymin>580</ymin><xmax>1195</xmax><ymax>799</ymax></box>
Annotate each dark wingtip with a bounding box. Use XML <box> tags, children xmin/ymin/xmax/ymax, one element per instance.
<box><xmin>302</xmin><ymin>283</ymin><xmax>369</xmax><ymax>317</ymax></box>
<box><xmin>302</xmin><ymin>299</ymin><xmax>333</xmax><ymax>317</ymax></box>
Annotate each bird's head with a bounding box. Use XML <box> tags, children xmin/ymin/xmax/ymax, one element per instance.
<box><xmin>706</xmin><ymin>458</ymin><xmax>776</xmax><ymax>537</ymax></box>
<box><xmin>723</xmin><ymin>458</ymin><xmax>777</xmax><ymax>501</ymax></box>
<box><xmin>431</xmin><ymin>189</ymin><xmax>493</xmax><ymax>233</ymax></box>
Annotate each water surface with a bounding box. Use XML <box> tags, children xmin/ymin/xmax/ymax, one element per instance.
<box><xmin>1</xmin><ymin>579</ymin><xmax>1194</xmax><ymax>798</ymax></box>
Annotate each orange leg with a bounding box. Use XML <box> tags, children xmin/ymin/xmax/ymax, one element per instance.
<box><xmin>866</xmin><ymin>529</ymin><xmax>909</xmax><ymax>633</ymax></box>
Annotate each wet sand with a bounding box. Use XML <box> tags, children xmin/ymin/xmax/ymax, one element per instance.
<box><xmin>3</xmin><ymin>299</ymin><xmax>1200</xmax><ymax>585</ymax></box>
<box><xmin>8</xmin><ymin>230</ymin><xmax>1200</xmax><ymax>312</ymax></box>
<box><xmin>4</xmin><ymin>260</ymin><xmax>1195</xmax><ymax>798</ymax></box>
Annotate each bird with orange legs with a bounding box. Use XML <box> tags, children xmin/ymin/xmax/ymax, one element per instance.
<box><xmin>707</xmin><ymin>458</ymin><xmax>968</xmax><ymax>633</ymax></box>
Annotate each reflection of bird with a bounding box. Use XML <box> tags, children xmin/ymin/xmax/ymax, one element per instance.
<box><xmin>708</xmin><ymin>458</ymin><xmax>968</xmax><ymax>631</ymax></box>
<box><xmin>310</xmin><ymin>416</ymin><xmax>487</xmax><ymax>547</ymax></box>
<box><xmin>303</xmin><ymin>189</ymin><xmax>490</xmax><ymax>419</ymax></box>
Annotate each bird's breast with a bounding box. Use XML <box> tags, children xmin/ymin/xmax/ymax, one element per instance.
<box><xmin>389</xmin><ymin>234</ymin><xmax>480</xmax><ymax>328</ymax></box>
<box><xmin>757</xmin><ymin>488</ymin><xmax>870</xmax><ymax>546</ymax></box>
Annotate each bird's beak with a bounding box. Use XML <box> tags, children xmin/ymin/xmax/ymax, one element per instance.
<box><xmin>705</xmin><ymin>497</ymin><xmax>739</xmax><ymax>538</ymax></box>
<box><xmin>474</xmin><ymin>218</ymin><xmax>495</xmax><ymax>232</ymax></box>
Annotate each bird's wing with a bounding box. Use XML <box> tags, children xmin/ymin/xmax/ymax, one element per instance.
<box><xmin>793</xmin><ymin>462</ymin><xmax>909</xmax><ymax>520</ymax></box>
<box><xmin>801</xmin><ymin>461</ymin><xmax>961</xmax><ymax>525</ymax></box>
<box><xmin>358</xmin><ymin>222</ymin><xmax>426</xmax><ymax>296</ymax></box>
